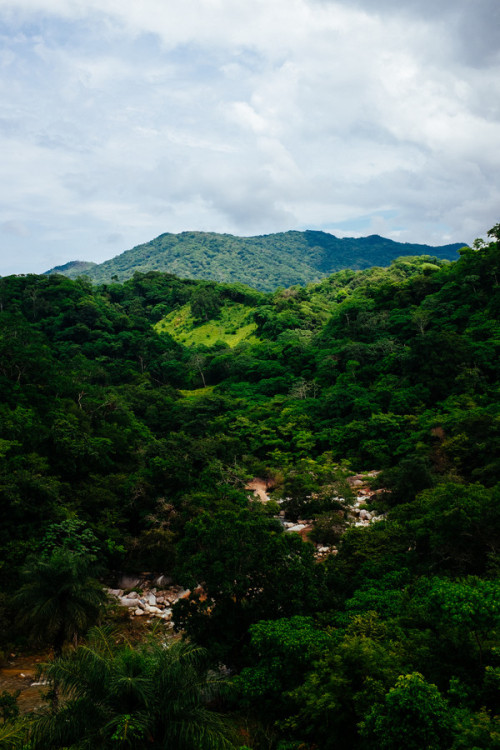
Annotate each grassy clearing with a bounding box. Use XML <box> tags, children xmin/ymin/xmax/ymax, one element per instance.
<box><xmin>178</xmin><ymin>386</ymin><xmax>216</xmax><ymax>399</ymax></box>
<box><xmin>155</xmin><ymin>302</ymin><xmax>259</xmax><ymax>348</ymax></box>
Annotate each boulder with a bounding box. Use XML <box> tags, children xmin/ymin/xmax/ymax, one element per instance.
<box><xmin>119</xmin><ymin>597</ymin><xmax>139</xmax><ymax>608</ymax></box>
<box><xmin>154</xmin><ymin>575</ymin><xmax>173</xmax><ymax>587</ymax></box>
<box><xmin>118</xmin><ymin>575</ymin><xmax>141</xmax><ymax>590</ymax></box>
<box><xmin>145</xmin><ymin>605</ymin><xmax>162</xmax><ymax>614</ymax></box>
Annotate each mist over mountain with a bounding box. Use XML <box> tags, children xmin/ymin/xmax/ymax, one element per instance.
<box><xmin>44</xmin><ymin>230</ymin><xmax>465</xmax><ymax>291</ymax></box>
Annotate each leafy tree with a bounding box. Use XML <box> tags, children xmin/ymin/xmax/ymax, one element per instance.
<box><xmin>235</xmin><ymin>616</ymin><xmax>330</xmax><ymax>721</ymax></box>
<box><xmin>359</xmin><ymin>673</ymin><xmax>454</xmax><ymax>750</ymax></box>
<box><xmin>39</xmin><ymin>519</ymin><xmax>101</xmax><ymax>561</ymax></box>
<box><xmin>428</xmin><ymin>577</ymin><xmax>500</xmax><ymax>668</ymax></box>
<box><xmin>275</xmin><ymin>613</ymin><xmax>402</xmax><ymax>750</ymax></box>
<box><xmin>392</xmin><ymin>482</ymin><xmax>499</xmax><ymax>575</ymax></box>
<box><xmin>173</xmin><ymin>508</ymin><xmax>322</xmax><ymax>666</ymax></box>
<box><xmin>191</xmin><ymin>286</ymin><xmax>222</xmax><ymax>322</ymax></box>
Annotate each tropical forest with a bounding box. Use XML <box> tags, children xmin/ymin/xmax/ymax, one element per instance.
<box><xmin>0</xmin><ymin>225</ymin><xmax>499</xmax><ymax>749</ymax></box>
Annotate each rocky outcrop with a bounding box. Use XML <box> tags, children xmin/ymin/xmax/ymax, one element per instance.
<box><xmin>107</xmin><ymin>581</ymin><xmax>190</xmax><ymax>623</ymax></box>
<box><xmin>275</xmin><ymin>472</ymin><xmax>387</xmax><ymax>558</ymax></box>
<box><xmin>349</xmin><ymin>485</ymin><xmax>387</xmax><ymax>528</ymax></box>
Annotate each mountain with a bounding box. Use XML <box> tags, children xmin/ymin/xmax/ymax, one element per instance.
<box><xmin>44</xmin><ymin>230</ymin><xmax>466</xmax><ymax>291</ymax></box>
<box><xmin>44</xmin><ymin>260</ymin><xmax>98</xmax><ymax>278</ymax></box>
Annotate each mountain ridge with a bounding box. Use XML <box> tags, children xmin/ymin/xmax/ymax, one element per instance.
<box><xmin>44</xmin><ymin>229</ymin><xmax>466</xmax><ymax>291</ymax></box>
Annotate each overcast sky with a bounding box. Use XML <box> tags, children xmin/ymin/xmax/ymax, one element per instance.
<box><xmin>1</xmin><ymin>0</ymin><xmax>499</xmax><ymax>275</ymax></box>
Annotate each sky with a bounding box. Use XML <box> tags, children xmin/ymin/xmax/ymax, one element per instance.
<box><xmin>1</xmin><ymin>0</ymin><xmax>499</xmax><ymax>275</ymax></box>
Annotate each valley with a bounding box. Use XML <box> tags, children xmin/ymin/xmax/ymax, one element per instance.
<box><xmin>0</xmin><ymin>229</ymin><xmax>499</xmax><ymax>748</ymax></box>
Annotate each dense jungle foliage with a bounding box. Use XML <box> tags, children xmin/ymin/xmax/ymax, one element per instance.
<box><xmin>45</xmin><ymin>229</ymin><xmax>464</xmax><ymax>290</ymax></box>
<box><xmin>0</xmin><ymin>226</ymin><xmax>499</xmax><ymax>748</ymax></box>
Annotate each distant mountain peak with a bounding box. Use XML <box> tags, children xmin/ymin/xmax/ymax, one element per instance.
<box><xmin>44</xmin><ymin>260</ymin><xmax>97</xmax><ymax>278</ymax></box>
<box><xmin>43</xmin><ymin>230</ymin><xmax>466</xmax><ymax>291</ymax></box>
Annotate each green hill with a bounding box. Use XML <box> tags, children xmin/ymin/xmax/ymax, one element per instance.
<box><xmin>44</xmin><ymin>260</ymin><xmax>98</xmax><ymax>278</ymax></box>
<box><xmin>44</xmin><ymin>230</ymin><xmax>465</xmax><ymax>291</ymax></box>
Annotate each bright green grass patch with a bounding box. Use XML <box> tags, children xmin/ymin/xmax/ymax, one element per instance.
<box><xmin>178</xmin><ymin>386</ymin><xmax>216</xmax><ymax>399</ymax></box>
<box><xmin>155</xmin><ymin>302</ymin><xmax>259</xmax><ymax>348</ymax></box>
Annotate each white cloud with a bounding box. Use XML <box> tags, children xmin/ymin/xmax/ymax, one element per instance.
<box><xmin>0</xmin><ymin>0</ymin><xmax>499</xmax><ymax>274</ymax></box>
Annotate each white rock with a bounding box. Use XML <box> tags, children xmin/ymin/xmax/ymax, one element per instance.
<box><xmin>119</xmin><ymin>597</ymin><xmax>139</xmax><ymax>608</ymax></box>
<box><xmin>286</xmin><ymin>524</ymin><xmax>306</xmax><ymax>533</ymax></box>
<box><xmin>118</xmin><ymin>575</ymin><xmax>141</xmax><ymax>590</ymax></box>
<box><xmin>134</xmin><ymin>609</ymin><xmax>145</xmax><ymax>616</ymax></box>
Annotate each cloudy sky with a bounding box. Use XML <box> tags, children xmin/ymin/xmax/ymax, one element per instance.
<box><xmin>1</xmin><ymin>0</ymin><xmax>499</xmax><ymax>275</ymax></box>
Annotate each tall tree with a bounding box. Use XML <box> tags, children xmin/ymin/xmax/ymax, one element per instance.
<box><xmin>28</xmin><ymin>627</ymin><xmax>235</xmax><ymax>750</ymax></box>
<box><xmin>14</xmin><ymin>550</ymin><xmax>108</xmax><ymax>658</ymax></box>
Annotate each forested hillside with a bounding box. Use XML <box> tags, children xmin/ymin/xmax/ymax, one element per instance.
<box><xmin>1</xmin><ymin>229</ymin><xmax>499</xmax><ymax>748</ymax></box>
<box><xmin>44</xmin><ymin>229</ymin><xmax>465</xmax><ymax>290</ymax></box>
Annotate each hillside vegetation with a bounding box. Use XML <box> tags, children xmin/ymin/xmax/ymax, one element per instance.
<box><xmin>155</xmin><ymin>301</ymin><xmax>259</xmax><ymax>347</ymax></box>
<box><xmin>1</xmin><ymin>228</ymin><xmax>499</xmax><ymax>749</ymax></box>
<box><xmin>44</xmin><ymin>229</ymin><xmax>465</xmax><ymax>290</ymax></box>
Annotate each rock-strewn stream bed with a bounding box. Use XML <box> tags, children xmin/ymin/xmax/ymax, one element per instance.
<box><xmin>246</xmin><ymin>471</ymin><xmax>387</xmax><ymax>560</ymax></box>
<box><xmin>112</xmin><ymin>473</ymin><xmax>388</xmax><ymax>619</ymax></box>
<box><xmin>107</xmin><ymin>577</ymin><xmax>191</xmax><ymax>623</ymax></box>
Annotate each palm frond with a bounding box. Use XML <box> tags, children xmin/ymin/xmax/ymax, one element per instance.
<box><xmin>0</xmin><ymin>719</ymin><xmax>29</xmax><ymax>749</ymax></box>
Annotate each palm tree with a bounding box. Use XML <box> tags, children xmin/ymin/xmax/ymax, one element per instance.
<box><xmin>28</xmin><ymin>627</ymin><xmax>236</xmax><ymax>749</ymax></box>
<box><xmin>14</xmin><ymin>549</ymin><xmax>108</xmax><ymax>657</ymax></box>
